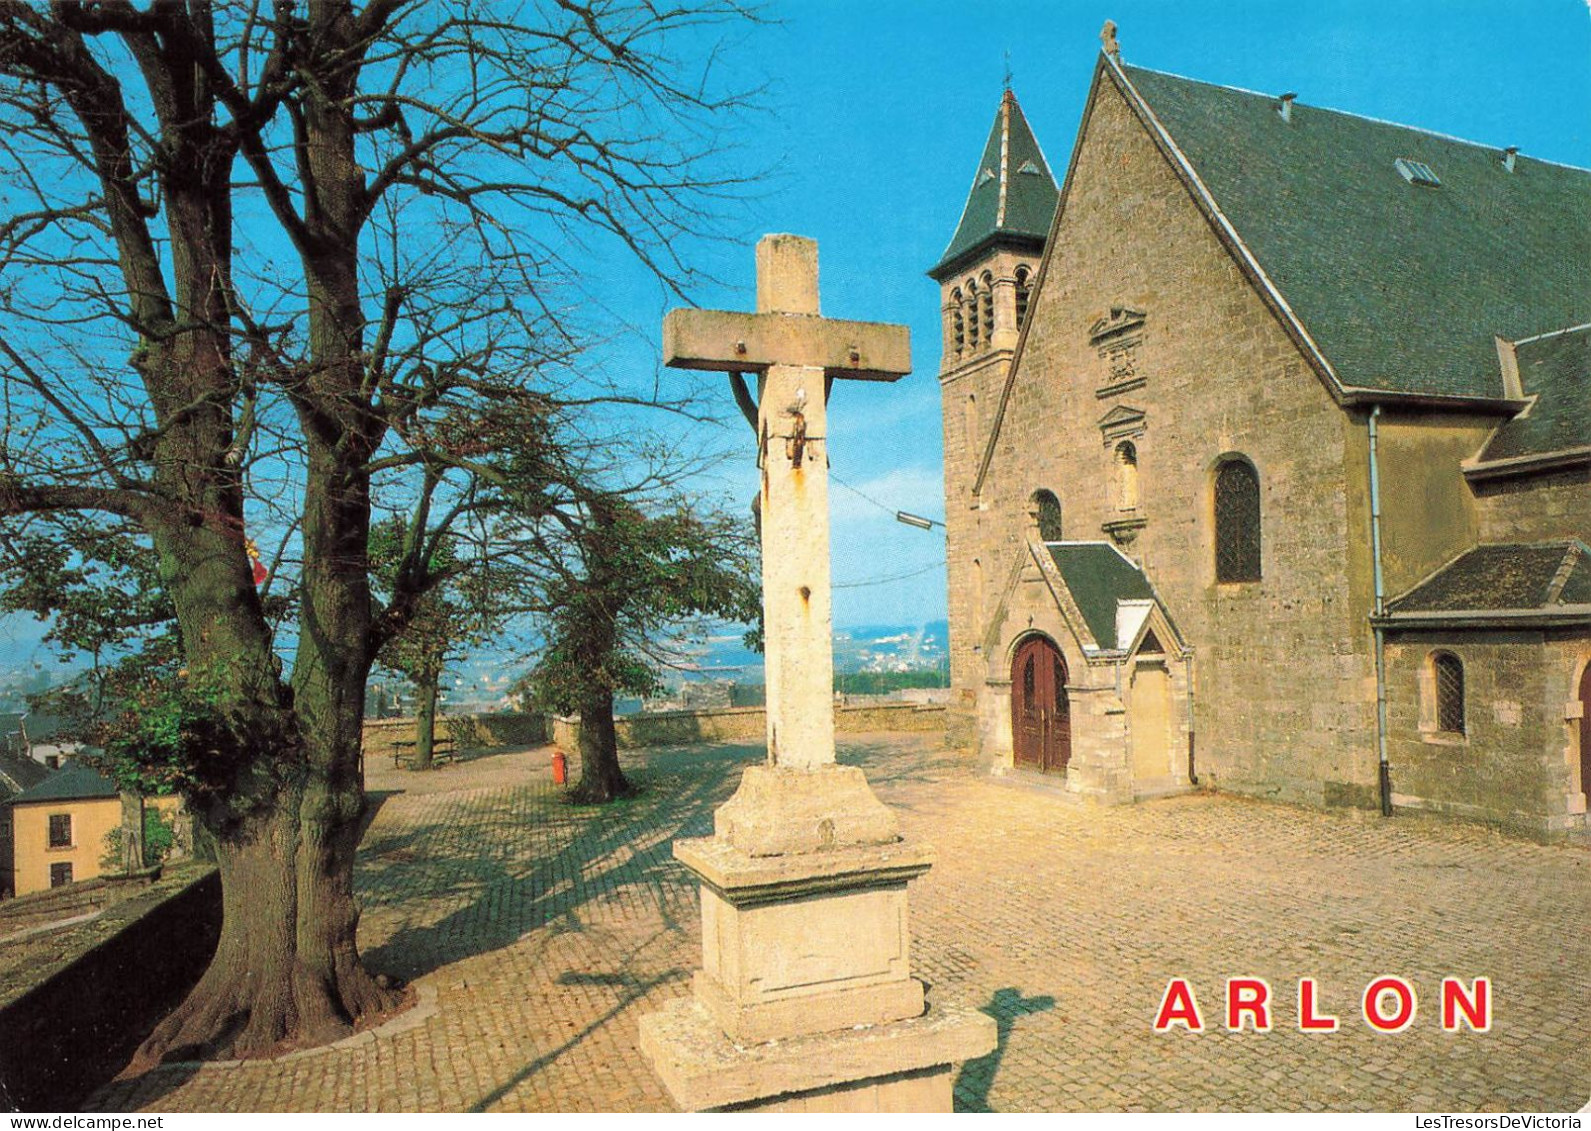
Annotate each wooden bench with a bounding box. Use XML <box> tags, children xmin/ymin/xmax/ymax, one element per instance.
<box><xmin>392</xmin><ymin>738</ymin><xmax>456</xmax><ymax>769</ymax></box>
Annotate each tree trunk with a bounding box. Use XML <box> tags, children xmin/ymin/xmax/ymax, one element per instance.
<box><xmin>119</xmin><ymin>793</ymin><xmax>144</xmax><ymax>874</ymax></box>
<box><xmin>131</xmin><ymin>774</ymin><xmax>398</xmax><ymax>1066</ymax></box>
<box><xmin>570</xmin><ymin>686</ymin><xmax>630</xmax><ymax>803</ymax></box>
<box><xmin>413</xmin><ymin>669</ymin><xmax>440</xmax><ymax>770</ymax></box>
<box><xmin>130</xmin><ymin>583</ymin><xmax>402</xmax><ymax>1067</ymax></box>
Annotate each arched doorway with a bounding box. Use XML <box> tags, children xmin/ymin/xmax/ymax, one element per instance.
<box><xmin>1012</xmin><ymin>635</ymin><xmax>1070</xmax><ymax>773</ymax></box>
<box><xmin>1579</xmin><ymin>662</ymin><xmax>1591</xmax><ymax>807</ymax></box>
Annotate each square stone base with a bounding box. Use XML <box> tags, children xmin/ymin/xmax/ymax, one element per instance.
<box><xmin>722</xmin><ymin>1065</ymin><xmax>953</xmax><ymax>1112</ymax></box>
<box><xmin>638</xmin><ymin>995</ymin><xmax>997</xmax><ymax>1112</ymax></box>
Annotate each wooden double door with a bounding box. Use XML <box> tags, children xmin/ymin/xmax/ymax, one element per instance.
<box><xmin>1013</xmin><ymin>635</ymin><xmax>1071</xmax><ymax>773</ymax></box>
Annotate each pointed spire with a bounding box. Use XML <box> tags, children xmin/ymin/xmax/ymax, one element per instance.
<box><xmin>929</xmin><ymin>88</ymin><xmax>1059</xmax><ymax>280</ymax></box>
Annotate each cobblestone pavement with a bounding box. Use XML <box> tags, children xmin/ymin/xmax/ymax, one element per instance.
<box><xmin>91</xmin><ymin>735</ymin><xmax>1591</xmax><ymax>1112</ymax></box>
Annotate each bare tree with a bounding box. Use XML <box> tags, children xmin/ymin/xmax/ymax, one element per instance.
<box><xmin>0</xmin><ymin>0</ymin><xmax>754</xmax><ymax>1064</ymax></box>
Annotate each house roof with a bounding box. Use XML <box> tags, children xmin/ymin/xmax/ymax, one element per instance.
<box><xmin>8</xmin><ymin>760</ymin><xmax>119</xmax><ymax>806</ymax></box>
<box><xmin>1476</xmin><ymin>325</ymin><xmax>1591</xmax><ymax>464</ymax></box>
<box><xmin>21</xmin><ymin>710</ymin><xmax>76</xmax><ymax>744</ymax></box>
<box><xmin>1044</xmin><ymin>542</ymin><xmax>1156</xmax><ymax>650</ymax></box>
<box><xmin>0</xmin><ymin>749</ymin><xmax>50</xmax><ymax>799</ymax></box>
<box><xmin>1384</xmin><ymin>541</ymin><xmax>1591</xmax><ymax>621</ymax></box>
<box><xmin>930</xmin><ymin>89</ymin><xmax>1060</xmax><ymax>280</ymax></box>
<box><xmin>1117</xmin><ymin>63</ymin><xmax>1591</xmax><ymax>402</ymax></box>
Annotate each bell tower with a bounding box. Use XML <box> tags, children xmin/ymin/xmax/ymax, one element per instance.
<box><xmin>931</xmin><ymin>87</ymin><xmax>1058</xmax><ymax>494</ymax></box>
<box><xmin>930</xmin><ymin>88</ymin><xmax>1058</xmax><ymax>700</ymax></box>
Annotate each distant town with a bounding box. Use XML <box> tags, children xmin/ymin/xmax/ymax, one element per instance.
<box><xmin>0</xmin><ymin>620</ymin><xmax>951</xmax><ymax>721</ymax></box>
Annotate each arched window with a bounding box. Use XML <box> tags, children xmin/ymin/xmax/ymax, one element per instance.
<box><xmin>1015</xmin><ymin>265</ymin><xmax>1033</xmax><ymax>329</ymax></box>
<box><xmin>1032</xmin><ymin>489</ymin><xmax>1063</xmax><ymax>542</ymax></box>
<box><xmin>980</xmin><ymin>271</ymin><xmax>994</xmax><ymax>337</ymax></box>
<box><xmin>1213</xmin><ymin>458</ymin><xmax>1261</xmax><ymax>582</ymax></box>
<box><xmin>950</xmin><ymin>289</ymin><xmax>964</xmax><ymax>354</ymax></box>
<box><xmin>965</xmin><ymin>279</ymin><xmax>980</xmax><ymax>347</ymax></box>
<box><xmin>1433</xmin><ymin>652</ymin><xmax>1465</xmax><ymax>735</ymax></box>
<box><xmin>1115</xmin><ymin>441</ymin><xmax>1139</xmax><ymax>510</ymax></box>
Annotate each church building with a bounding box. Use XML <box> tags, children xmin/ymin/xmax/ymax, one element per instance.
<box><xmin>932</xmin><ymin>34</ymin><xmax>1590</xmax><ymax>836</ymax></box>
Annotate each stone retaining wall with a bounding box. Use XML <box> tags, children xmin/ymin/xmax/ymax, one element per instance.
<box><xmin>0</xmin><ymin>870</ymin><xmax>160</xmax><ymax>938</ymax></box>
<box><xmin>553</xmin><ymin>702</ymin><xmax>947</xmax><ymax>751</ymax></box>
<box><xmin>361</xmin><ymin>712</ymin><xmax>548</xmax><ymax>762</ymax></box>
<box><xmin>0</xmin><ymin>866</ymin><xmax>220</xmax><ymax>1111</ymax></box>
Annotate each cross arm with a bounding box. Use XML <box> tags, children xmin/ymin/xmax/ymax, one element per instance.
<box><xmin>663</xmin><ymin>309</ymin><xmax>910</xmax><ymax>382</ymax></box>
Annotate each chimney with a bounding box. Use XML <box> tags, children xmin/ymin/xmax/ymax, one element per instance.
<box><xmin>1502</xmin><ymin>146</ymin><xmax>1519</xmax><ymax>173</ymax></box>
<box><xmin>1277</xmin><ymin>92</ymin><xmax>1297</xmax><ymax>123</ymax></box>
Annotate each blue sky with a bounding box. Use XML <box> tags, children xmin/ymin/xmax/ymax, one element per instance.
<box><xmin>3</xmin><ymin>1</ymin><xmax>1589</xmax><ymax>667</ymax></box>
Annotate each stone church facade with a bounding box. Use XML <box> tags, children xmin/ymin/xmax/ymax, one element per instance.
<box><xmin>933</xmin><ymin>46</ymin><xmax>1590</xmax><ymax>836</ymax></box>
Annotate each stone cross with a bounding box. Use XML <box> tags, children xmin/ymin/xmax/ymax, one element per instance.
<box><xmin>663</xmin><ymin>235</ymin><xmax>910</xmax><ymax>770</ymax></box>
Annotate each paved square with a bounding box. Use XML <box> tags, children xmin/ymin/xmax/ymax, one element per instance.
<box><xmin>91</xmin><ymin>736</ymin><xmax>1591</xmax><ymax>1112</ymax></box>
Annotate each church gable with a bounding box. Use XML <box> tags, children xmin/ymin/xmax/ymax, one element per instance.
<box><xmin>973</xmin><ymin>58</ymin><xmax>1343</xmax><ymax>516</ymax></box>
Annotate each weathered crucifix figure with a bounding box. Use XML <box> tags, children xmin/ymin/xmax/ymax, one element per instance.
<box><xmin>663</xmin><ymin>234</ymin><xmax>910</xmax><ymax>771</ymax></box>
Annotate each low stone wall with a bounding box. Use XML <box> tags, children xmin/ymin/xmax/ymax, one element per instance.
<box><xmin>0</xmin><ymin>869</ymin><xmax>160</xmax><ymax>938</ymax></box>
<box><xmin>362</xmin><ymin>712</ymin><xmax>548</xmax><ymax>763</ymax></box>
<box><xmin>553</xmin><ymin>703</ymin><xmax>947</xmax><ymax>751</ymax></box>
<box><xmin>0</xmin><ymin>865</ymin><xmax>220</xmax><ymax>1111</ymax></box>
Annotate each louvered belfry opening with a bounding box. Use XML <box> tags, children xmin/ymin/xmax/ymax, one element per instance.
<box><xmin>1214</xmin><ymin>459</ymin><xmax>1261</xmax><ymax>582</ymax></box>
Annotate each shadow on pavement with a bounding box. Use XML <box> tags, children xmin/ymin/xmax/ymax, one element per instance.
<box><xmin>358</xmin><ymin>743</ymin><xmax>761</xmax><ymax>983</ymax></box>
<box><xmin>467</xmin><ymin>968</ymin><xmax>686</xmax><ymax>1112</ymax></box>
<box><xmin>953</xmin><ymin>986</ymin><xmax>1056</xmax><ymax>1113</ymax></box>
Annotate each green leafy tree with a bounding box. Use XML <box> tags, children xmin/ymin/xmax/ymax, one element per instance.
<box><xmin>520</xmin><ymin>492</ymin><xmax>759</xmax><ymax>803</ymax></box>
<box><xmin>369</xmin><ymin>518</ymin><xmax>502</xmax><ymax>770</ymax></box>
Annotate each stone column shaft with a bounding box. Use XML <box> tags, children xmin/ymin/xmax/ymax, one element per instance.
<box><xmin>758</xmin><ymin>361</ymin><xmax>835</xmax><ymax>770</ymax></box>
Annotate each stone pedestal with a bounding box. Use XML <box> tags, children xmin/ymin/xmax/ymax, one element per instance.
<box><xmin>639</xmin><ymin>765</ymin><xmax>996</xmax><ymax>1112</ymax></box>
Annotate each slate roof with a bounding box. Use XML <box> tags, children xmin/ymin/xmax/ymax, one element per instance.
<box><xmin>0</xmin><ymin>749</ymin><xmax>49</xmax><ymax>799</ymax></box>
<box><xmin>1476</xmin><ymin>325</ymin><xmax>1591</xmax><ymax>463</ymax></box>
<box><xmin>1044</xmin><ymin>542</ymin><xmax>1156</xmax><ymax>649</ymax></box>
<box><xmin>1117</xmin><ymin>63</ymin><xmax>1591</xmax><ymax>402</ymax></box>
<box><xmin>21</xmin><ymin>710</ymin><xmax>76</xmax><ymax>744</ymax></box>
<box><xmin>0</xmin><ymin>712</ymin><xmax>22</xmax><ymax>756</ymax></box>
<box><xmin>8</xmin><ymin>760</ymin><xmax>118</xmax><ymax>806</ymax></box>
<box><xmin>931</xmin><ymin>89</ymin><xmax>1060</xmax><ymax>280</ymax></box>
<box><xmin>1385</xmin><ymin>541</ymin><xmax>1591</xmax><ymax>618</ymax></box>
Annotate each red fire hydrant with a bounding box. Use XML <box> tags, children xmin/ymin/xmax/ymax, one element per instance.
<box><xmin>551</xmin><ymin>748</ymin><xmax>567</xmax><ymax>785</ymax></box>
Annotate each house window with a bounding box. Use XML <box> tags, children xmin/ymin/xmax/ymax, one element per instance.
<box><xmin>47</xmin><ymin>813</ymin><xmax>72</xmax><ymax>849</ymax></box>
<box><xmin>950</xmin><ymin>289</ymin><xmax>964</xmax><ymax>354</ymax></box>
<box><xmin>1032</xmin><ymin>490</ymin><xmax>1063</xmax><ymax>542</ymax></box>
<box><xmin>50</xmin><ymin>862</ymin><xmax>73</xmax><ymax>888</ymax></box>
<box><xmin>980</xmin><ymin>271</ymin><xmax>994</xmax><ymax>338</ymax></box>
<box><xmin>1433</xmin><ymin>652</ymin><xmax>1465</xmax><ymax>736</ymax></box>
<box><xmin>1214</xmin><ymin>458</ymin><xmax>1261</xmax><ymax>582</ymax></box>
<box><xmin>966</xmin><ymin>279</ymin><xmax>980</xmax><ymax>347</ymax></box>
